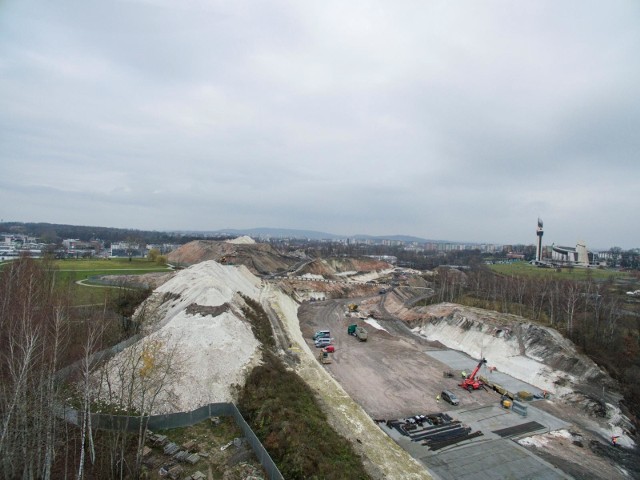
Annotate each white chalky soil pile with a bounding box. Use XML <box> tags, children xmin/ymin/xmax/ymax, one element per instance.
<box><xmin>97</xmin><ymin>261</ymin><xmax>262</xmax><ymax>414</ymax></box>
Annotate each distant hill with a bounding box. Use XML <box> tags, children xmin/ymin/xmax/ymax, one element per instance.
<box><xmin>351</xmin><ymin>234</ymin><xmax>440</xmax><ymax>244</ymax></box>
<box><xmin>185</xmin><ymin>227</ymin><xmax>453</xmax><ymax>244</ymax></box>
<box><xmin>2</xmin><ymin>221</ymin><xmax>464</xmax><ymax>246</ymax></box>
<box><xmin>192</xmin><ymin>227</ymin><xmax>341</xmax><ymax>241</ymax></box>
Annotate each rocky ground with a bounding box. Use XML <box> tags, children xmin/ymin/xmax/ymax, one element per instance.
<box><xmin>96</xmin><ymin>271</ymin><xmax>175</xmax><ymax>289</ymax></box>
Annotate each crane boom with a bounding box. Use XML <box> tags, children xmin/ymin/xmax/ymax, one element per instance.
<box><xmin>460</xmin><ymin>358</ymin><xmax>487</xmax><ymax>392</ymax></box>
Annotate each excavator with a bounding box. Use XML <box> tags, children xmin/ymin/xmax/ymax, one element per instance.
<box><xmin>460</xmin><ymin>358</ymin><xmax>487</xmax><ymax>392</ymax></box>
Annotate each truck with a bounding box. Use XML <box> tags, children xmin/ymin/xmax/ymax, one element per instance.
<box><xmin>319</xmin><ymin>351</ymin><xmax>332</xmax><ymax>364</ymax></box>
<box><xmin>347</xmin><ymin>324</ymin><xmax>368</xmax><ymax>342</ymax></box>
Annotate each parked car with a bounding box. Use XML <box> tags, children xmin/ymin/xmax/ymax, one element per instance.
<box><xmin>322</xmin><ymin>345</ymin><xmax>335</xmax><ymax>353</ymax></box>
<box><xmin>313</xmin><ymin>330</ymin><xmax>330</xmax><ymax>340</ymax></box>
<box><xmin>314</xmin><ymin>337</ymin><xmax>332</xmax><ymax>348</ymax></box>
<box><xmin>441</xmin><ymin>390</ymin><xmax>459</xmax><ymax>406</ymax></box>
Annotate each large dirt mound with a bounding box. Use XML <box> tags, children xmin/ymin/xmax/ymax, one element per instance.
<box><xmin>94</xmin><ymin>261</ymin><xmax>263</xmax><ymax>414</ymax></box>
<box><xmin>407</xmin><ymin>303</ymin><xmax>617</xmax><ymax>395</ymax></box>
<box><xmin>300</xmin><ymin>257</ymin><xmax>392</xmax><ymax>279</ymax></box>
<box><xmin>168</xmin><ymin>240</ymin><xmax>297</xmax><ymax>274</ymax></box>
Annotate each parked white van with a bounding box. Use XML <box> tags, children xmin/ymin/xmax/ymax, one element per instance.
<box><xmin>314</xmin><ymin>337</ymin><xmax>332</xmax><ymax>348</ymax></box>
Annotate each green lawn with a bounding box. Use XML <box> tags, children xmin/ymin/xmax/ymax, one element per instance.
<box><xmin>52</xmin><ymin>257</ymin><xmax>169</xmax><ymax>271</ymax></box>
<box><xmin>487</xmin><ymin>261</ymin><xmax>625</xmax><ymax>281</ymax></box>
<box><xmin>52</xmin><ymin>258</ymin><xmax>169</xmax><ymax>281</ymax></box>
<box><xmin>47</xmin><ymin>258</ymin><xmax>168</xmax><ymax>305</ymax></box>
<box><xmin>0</xmin><ymin>257</ymin><xmax>167</xmax><ymax>306</ymax></box>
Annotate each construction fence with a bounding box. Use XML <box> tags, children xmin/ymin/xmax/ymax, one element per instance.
<box><xmin>63</xmin><ymin>401</ymin><xmax>283</xmax><ymax>480</ymax></box>
<box><xmin>56</xmin><ymin>328</ymin><xmax>283</xmax><ymax>479</ymax></box>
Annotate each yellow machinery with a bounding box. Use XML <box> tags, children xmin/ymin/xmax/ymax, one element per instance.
<box><xmin>319</xmin><ymin>351</ymin><xmax>332</xmax><ymax>364</ymax></box>
<box><xmin>348</xmin><ymin>303</ymin><xmax>358</xmax><ymax>312</ymax></box>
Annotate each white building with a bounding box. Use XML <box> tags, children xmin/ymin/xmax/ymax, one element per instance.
<box><xmin>551</xmin><ymin>241</ymin><xmax>599</xmax><ymax>266</ymax></box>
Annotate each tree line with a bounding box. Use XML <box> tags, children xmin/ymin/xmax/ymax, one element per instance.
<box><xmin>0</xmin><ymin>221</ymin><xmax>234</xmax><ymax>246</ymax></box>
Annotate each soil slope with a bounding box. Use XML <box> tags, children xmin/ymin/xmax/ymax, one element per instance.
<box><xmin>94</xmin><ymin>261</ymin><xmax>263</xmax><ymax>414</ymax></box>
<box><xmin>407</xmin><ymin>302</ymin><xmax>617</xmax><ymax>395</ymax></box>
<box><xmin>167</xmin><ymin>239</ymin><xmax>297</xmax><ymax>274</ymax></box>
<box><xmin>300</xmin><ymin>257</ymin><xmax>392</xmax><ymax>279</ymax></box>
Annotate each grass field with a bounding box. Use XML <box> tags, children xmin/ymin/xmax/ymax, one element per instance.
<box><xmin>50</xmin><ymin>258</ymin><xmax>170</xmax><ymax>305</ymax></box>
<box><xmin>0</xmin><ymin>257</ymin><xmax>171</xmax><ymax>306</ymax></box>
<box><xmin>51</xmin><ymin>258</ymin><xmax>170</xmax><ymax>283</ymax></box>
<box><xmin>487</xmin><ymin>261</ymin><xmax>626</xmax><ymax>281</ymax></box>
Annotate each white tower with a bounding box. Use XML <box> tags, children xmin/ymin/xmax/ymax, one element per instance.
<box><xmin>576</xmin><ymin>241</ymin><xmax>588</xmax><ymax>265</ymax></box>
<box><xmin>536</xmin><ymin>218</ymin><xmax>544</xmax><ymax>262</ymax></box>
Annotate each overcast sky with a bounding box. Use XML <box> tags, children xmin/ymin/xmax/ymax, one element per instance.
<box><xmin>1</xmin><ymin>1</ymin><xmax>639</xmax><ymax>248</ymax></box>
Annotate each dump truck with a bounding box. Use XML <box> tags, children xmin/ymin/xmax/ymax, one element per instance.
<box><xmin>347</xmin><ymin>324</ymin><xmax>368</xmax><ymax>342</ymax></box>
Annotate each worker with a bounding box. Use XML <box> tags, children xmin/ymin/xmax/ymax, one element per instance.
<box><xmin>611</xmin><ymin>436</ymin><xmax>620</xmax><ymax>447</ymax></box>
<box><xmin>461</xmin><ymin>371</ymin><xmax>467</xmax><ymax>379</ymax></box>
<box><xmin>436</xmin><ymin>394</ymin><xmax>441</xmax><ymax>403</ymax></box>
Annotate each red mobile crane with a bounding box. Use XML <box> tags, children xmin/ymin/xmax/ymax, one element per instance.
<box><xmin>460</xmin><ymin>358</ymin><xmax>487</xmax><ymax>392</ymax></box>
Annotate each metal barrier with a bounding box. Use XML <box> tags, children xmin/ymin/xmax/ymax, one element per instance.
<box><xmin>55</xmin><ymin>332</ymin><xmax>144</xmax><ymax>382</ymax></box>
<box><xmin>55</xmin><ymin>306</ymin><xmax>283</xmax><ymax>478</ymax></box>
<box><xmin>62</xmin><ymin>402</ymin><xmax>283</xmax><ymax>480</ymax></box>
<box><xmin>512</xmin><ymin>400</ymin><xmax>528</xmax><ymax>417</ymax></box>
<box><xmin>228</xmin><ymin>405</ymin><xmax>284</xmax><ymax>480</ymax></box>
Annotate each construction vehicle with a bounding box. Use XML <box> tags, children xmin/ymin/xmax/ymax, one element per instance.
<box><xmin>347</xmin><ymin>324</ymin><xmax>368</xmax><ymax>342</ymax></box>
<box><xmin>319</xmin><ymin>350</ymin><xmax>332</xmax><ymax>364</ymax></box>
<box><xmin>348</xmin><ymin>303</ymin><xmax>358</xmax><ymax>312</ymax></box>
<box><xmin>459</xmin><ymin>358</ymin><xmax>487</xmax><ymax>392</ymax></box>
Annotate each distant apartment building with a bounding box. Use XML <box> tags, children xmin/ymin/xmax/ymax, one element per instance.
<box><xmin>367</xmin><ymin>254</ymin><xmax>397</xmax><ymax>264</ymax></box>
<box><xmin>61</xmin><ymin>238</ymin><xmax>104</xmax><ymax>257</ymax></box>
<box><xmin>110</xmin><ymin>242</ymin><xmax>147</xmax><ymax>258</ymax></box>
<box><xmin>0</xmin><ymin>234</ymin><xmax>45</xmax><ymax>258</ymax></box>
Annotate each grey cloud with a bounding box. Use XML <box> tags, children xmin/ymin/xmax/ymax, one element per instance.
<box><xmin>1</xmin><ymin>0</ymin><xmax>639</xmax><ymax>247</ymax></box>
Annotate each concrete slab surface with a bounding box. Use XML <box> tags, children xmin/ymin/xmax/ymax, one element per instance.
<box><xmin>380</xmin><ymin>402</ymin><xmax>572</xmax><ymax>479</ymax></box>
<box><xmin>453</xmin><ymin>404</ymin><xmax>570</xmax><ymax>437</ymax></box>
<box><xmin>381</xmin><ymin>421</ymin><xmax>571</xmax><ymax>480</ymax></box>
<box><xmin>422</xmin><ymin>439</ymin><xmax>571</xmax><ymax>480</ymax></box>
<box><xmin>426</xmin><ymin>349</ymin><xmax>546</xmax><ymax>398</ymax></box>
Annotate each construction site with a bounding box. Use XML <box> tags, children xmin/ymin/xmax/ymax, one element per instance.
<box><xmin>87</xmin><ymin>238</ymin><xmax>639</xmax><ymax>479</ymax></box>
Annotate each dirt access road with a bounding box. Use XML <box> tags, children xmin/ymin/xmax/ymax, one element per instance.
<box><xmin>298</xmin><ymin>298</ymin><xmax>496</xmax><ymax>419</ymax></box>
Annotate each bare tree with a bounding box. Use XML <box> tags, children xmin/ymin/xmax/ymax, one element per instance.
<box><xmin>0</xmin><ymin>257</ymin><xmax>69</xmax><ymax>480</ymax></box>
<box><xmin>563</xmin><ymin>281</ymin><xmax>581</xmax><ymax>337</ymax></box>
<box><xmin>76</xmin><ymin>319</ymin><xmax>108</xmax><ymax>480</ymax></box>
<box><xmin>93</xmin><ymin>318</ymin><xmax>183</xmax><ymax>479</ymax></box>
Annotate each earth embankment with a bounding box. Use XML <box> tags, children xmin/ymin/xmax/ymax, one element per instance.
<box><xmin>408</xmin><ymin>303</ymin><xmax>618</xmax><ymax>396</ymax></box>
<box><xmin>167</xmin><ymin>239</ymin><xmax>297</xmax><ymax>274</ymax></box>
